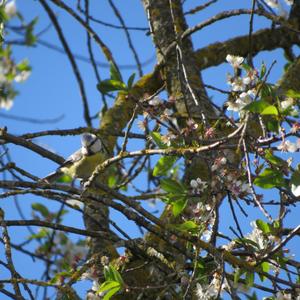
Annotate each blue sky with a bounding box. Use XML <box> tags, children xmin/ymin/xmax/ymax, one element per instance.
<box><xmin>0</xmin><ymin>1</ymin><xmax>298</xmax><ymax>299</ymax></box>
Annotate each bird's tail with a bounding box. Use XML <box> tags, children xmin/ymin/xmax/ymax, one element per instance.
<box><xmin>42</xmin><ymin>170</ymin><xmax>64</xmax><ymax>183</ymax></box>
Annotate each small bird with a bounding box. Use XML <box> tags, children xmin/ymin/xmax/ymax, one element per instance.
<box><xmin>43</xmin><ymin>133</ymin><xmax>109</xmax><ymax>183</ymax></box>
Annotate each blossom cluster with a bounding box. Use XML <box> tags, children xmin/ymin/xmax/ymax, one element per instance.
<box><xmin>190</xmin><ymin>177</ymin><xmax>208</xmax><ymax>194</ymax></box>
<box><xmin>211</xmin><ymin>155</ymin><xmax>251</xmax><ymax>199</ymax></box>
<box><xmin>246</xmin><ymin>221</ymin><xmax>278</xmax><ymax>252</ymax></box>
<box><xmin>0</xmin><ymin>2</ymin><xmax>31</xmax><ymax>110</ymax></box>
<box><xmin>53</xmin><ymin>237</ymin><xmax>88</xmax><ymax>270</ymax></box>
<box><xmin>277</xmin><ymin>139</ymin><xmax>300</xmax><ymax>152</ymax></box>
<box><xmin>0</xmin><ymin>54</ymin><xmax>31</xmax><ymax>110</ymax></box>
<box><xmin>194</xmin><ymin>273</ymin><xmax>226</xmax><ymax>299</ymax></box>
<box><xmin>226</xmin><ymin>54</ymin><xmax>259</xmax><ymax>117</ymax></box>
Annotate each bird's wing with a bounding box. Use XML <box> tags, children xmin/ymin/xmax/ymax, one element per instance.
<box><xmin>59</xmin><ymin>148</ymin><xmax>83</xmax><ymax>168</ymax></box>
<box><xmin>42</xmin><ymin>148</ymin><xmax>83</xmax><ymax>183</ymax></box>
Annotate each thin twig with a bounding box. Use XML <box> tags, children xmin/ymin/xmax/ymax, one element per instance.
<box><xmin>0</xmin><ymin>209</ymin><xmax>23</xmax><ymax>299</ymax></box>
<box><xmin>121</xmin><ymin>104</ymin><xmax>138</xmax><ymax>153</ymax></box>
<box><xmin>247</xmin><ymin>0</ymin><xmax>256</xmax><ymax>67</ymax></box>
<box><xmin>242</xmin><ymin>139</ymin><xmax>273</xmax><ymax>221</ymax></box>
<box><xmin>39</xmin><ymin>0</ymin><xmax>91</xmax><ymax>127</ymax></box>
<box><xmin>184</xmin><ymin>0</ymin><xmax>218</xmax><ymax>15</ymax></box>
<box><xmin>108</xmin><ymin>0</ymin><xmax>143</xmax><ymax>76</ymax></box>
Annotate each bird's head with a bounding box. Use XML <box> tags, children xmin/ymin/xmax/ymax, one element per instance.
<box><xmin>81</xmin><ymin>133</ymin><xmax>103</xmax><ymax>155</ymax></box>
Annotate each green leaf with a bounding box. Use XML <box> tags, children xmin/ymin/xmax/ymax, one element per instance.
<box><xmin>243</xmin><ymin>100</ymin><xmax>269</xmax><ymax>113</ymax></box>
<box><xmin>108</xmin><ymin>175</ymin><xmax>117</xmax><ymax>188</ymax></box>
<box><xmin>103</xmin><ymin>265</ymin><xmax>124</xmax><ymax>285</ymax></box>
<box><xmin>235</xmin><ymin>238</ymin><xmax>259</xmax><ymax>250</ymax></box>
<box><xmin>16</xmin><ymin>59</ymin><xmax>31</xmax><ymax>72</ymax></box>
<box><xmin>31</xmin><ymin>203</ymin><xmax>49</xmax><ymax>218</ymax></box>
<box><xmin>111</xmin><ymin>266</ymin><xmax>124</xmax><ymax>285</ymax></box>
<box><xmin>256</xmin><ymin>220</ymin><xmax>270</xmax><ymax>233</ymax></box>
<box><xmin>99</xmin><ymin>281</ymin><xmax>120</xmax><ymax>292</ymax></box>
<box><xmin>153</xmin><ymin>156</ymin><xmax>178</xmax><ymax>176</ymax></box>
<box><xmin>160</xmin><ymin>178</ymin><xmax>185</xmax><ymax>194</ymax></box>
<box><xmin>104</xmin><ymin>266</ymin><xmax>113</xmax><ymax>281</ymax></box>
<box><xmin>25</xmin><ymin>17</ymin><xmax>38</xmax><ymax>46</ymax></box>
<box><xmin>0</xmin><ymin>8</ymin><xmax>9</xmax><ymax>23</ymax></box>
<box><xmin>149</xmin><ymin>132</ymin><xmax>167</xmax><ymax>149</ymax></box>
<box><xmin>291</xmin><ymin>170</ymin><xmax>300</xmax><ymax>186</ymax></box>
<box><xmin>103</xmin><ymin>287</ymin><xmax>120</xmax><ymax>300</ymax></box>
<box><xmin>97</xmin><ymin>79</ymin><xmax>127</xmax><ymax>94</ymax></box>
<box><xmin>261</xmin><ymin>105</ymin><xmax>278</xmax><ymax>115</ymax></box>
<box><xmin>260</xmin><ymin>63</ymin><xmax>266</xmax><ymax>79</ymax></box>
<box><xmin>234</xmin><ymin>268</ymin><xmax>243</xmax><ymax>284</ymax></box>
<box><xmin>127</xmin><ymin>73</ymin><xmax>135</xmax><ymax>89</ymax></box>
<box><xmin>242</xmin><ymin>63</ymin><xmax>252</xmax><ymax>71</ymax></box>
<box><xmin>265</xmin><ymin>149</ymin><xmax>287</xmax><ymax>168</ymax></box>
<box><xmin>245</xmin><ymin>272</ymin><xmax>254</xmax><ymax>287</ymax></box>
<box><xmin>266</xmin><ymin>120</ymin><xmax>280</xmax><ymax>133</ymax></box>
<box><xmin>110</xmin><ymin>62</ymin><xmax>123</xmax><ymax>82</ymax></box>
<box><xmin>273</xmin><ymin>220</ymin><xmax>280</xmax><ymax>229</ymax></box>
<box><xmin>258</xmin><ymin>261</ymin><xmax>270</xmax><ymax>282</ymax></box>
<box><xmin>261</xmin><ymin>261</ymin><xmax>270</xmax><ymax>273</ymax></box>
<box><xmin>172</xmin><ymin>198</ymin><xmax>187</xmax><ymax>217</ymax></box>
<box><xmin>291</xmin><ymin>170</ymin><xmax>300</xmax><ymax>197</ymax></box>
<box><xmin>50</xmin><ymin>271</ymin><xmax>73</xmax><ymax>284</ymax></box>
<box><xmin>99</xmin><ymin>280</ymin><xmax>121</xmax><ymax>300</ymax></box>
<box><xmin>28</xmin><ymin>228</ymin><xmax>49</xmax><ymax>240</ymax></box>
<box><xmin>254</xmin><ymin>168</ymin><xmax>286</xmax><ymax>189</ymax></box>
<box><xmin>260</xmin><ymin>83</ymin><xmax>274</xmax><ymax>98</ymax></box>
<box><xmin>286</xmin><ymin>89</ymin><xmax>300</xmax><ymax>99</ymax></box>
<box><xmin>173</xmin><ymin>220</ymin><xmax>198</xmax><ymax>232</ymax></box>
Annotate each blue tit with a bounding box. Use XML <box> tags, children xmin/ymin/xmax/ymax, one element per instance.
<box><xmin>43</xmin><ymin>133</ymin><xmax>108</xmax><ymax>183</ymax></box>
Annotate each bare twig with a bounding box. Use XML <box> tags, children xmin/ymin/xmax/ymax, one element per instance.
<box><xmin>242</xmin><ymin>139</ymin><xmax>273</xmax><ymax>222</ymax></box>
<box><xmin>39</xmin><ymin>0</ymin><xmax>91</xmax><ymax>127</ymax></box>
<box><xmin>0</xmin><ymin>209</ymin><xmax>23</xmax><ymax>299</ymax></box>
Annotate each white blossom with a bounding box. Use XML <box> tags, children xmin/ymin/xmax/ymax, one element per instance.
<box><xmin>91</xmin><ymin>280</ymin><xmax>100</xmax><ymax>292</ymax></box>
<box><xmin>277</xmin><ymin>140</ymin><xmax>298</xmax><ymax>152</ymax></box>
<box><xmin>281</xmin><ymin>98</ymin><xmax>294</xmax><ymax>110</ymax></box>
<box><xmin>190</xmin><ymin>179</ymin><xmax>198</xmax><ymax>189</ymax></box>
<box><xmin>163</xmin><ymin>108</ymin><xmax>173</xmax><ymax>116</ymax></box>
<box><xmin>243</xmin><ymin>70</ymin><xmax>258</xmax><ymax>85</ymax></box>
<box><xmin>147</xmin><ymin>247</ymin><xmax>166</xmax><ymax>262</ymax></box>
<box><xmin>211</xmin><ymin>157</ymin><xmax>227</xmax><ymax>171</ymax></box>
<box><xmin>240</xmin><ymin>182</ymin><xmax>252</xmax><ymax>194</ymax></box>
<box><xmin>195</xmin><ymin>282</ymin><xmax>219</xmax><ymax>300</ymax></box>
<box><xmin>15</xmin><ymin>70</ymin><xmax>31</xmax><ymax>83</ymax></box>
<box><xmin>202</xmin><ymin>229</ymin><xmax>212</xmax><ymax>241</ymax></box>
<box><xmin>227</xmin><ymin>90</ymin><xmax>254</xmax><ymax>114</ymax></box>
<box><xmin>235</xmin><ymin>91</ymin><xmax>253</xmax><ymax>107</ymax></box>
<box><xmin>226</xmin><ymin>101</ymin><xmax>240</xmax><ymax>112</ymax></box>
<box><xmin>226</xmin><ymin>54</ymin><xmax>244</xmax><ymax>68</ymax></box>
<box><xmin>0</xmin><ymin>73</ymin><xmax>7</xmax><ymax>84</ymax></box>
<box><xmin>161</xmin><ymin>132</ymin><xmax>177</xmax><ymax>146</ymax></box>
<box><xmin>292</xmin><ymin>184</ymin><xmax>300</xmax><ymax>197</ymax></box>
<box><xmin>4</xmin><ymin>0</ymin><xmax>17</xmax><ymax>18</ymax></box>
<box><xmin>230</xmin><ymin>77</ymin><xmax>246</xmax><ymax>92</ymax></box>
<box><xmin>0</xmin><ymin>98</ymin><xmax>13</xmax><ymax>110</ymax></box>
<box><xmin>229</xmin><ymin>180</ymin><xmax>251</xmax><ymax>197</ymax></box>
<box><xmin>276</xmin><ymin>291</ymin><xmax>292</xmax><ymax>300</ymax></box>
<box><xmin>149</xmin><ymin>96</ymin><xmax>162</xmax><ymax>106</ymax></box>
<box><xmin>190</xmin><ymin>178</ymin><xmax>208</xmax><ymax>194</ymax></box>
<box><xmin>247</xmin><ymin>222</ymin><xmax>266</xmax><ymax>249</ymax></box>
<box><xmin>137</xmin><ymin>120</ymin><xmax>147</xmax><ymax>131</ymax></box>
